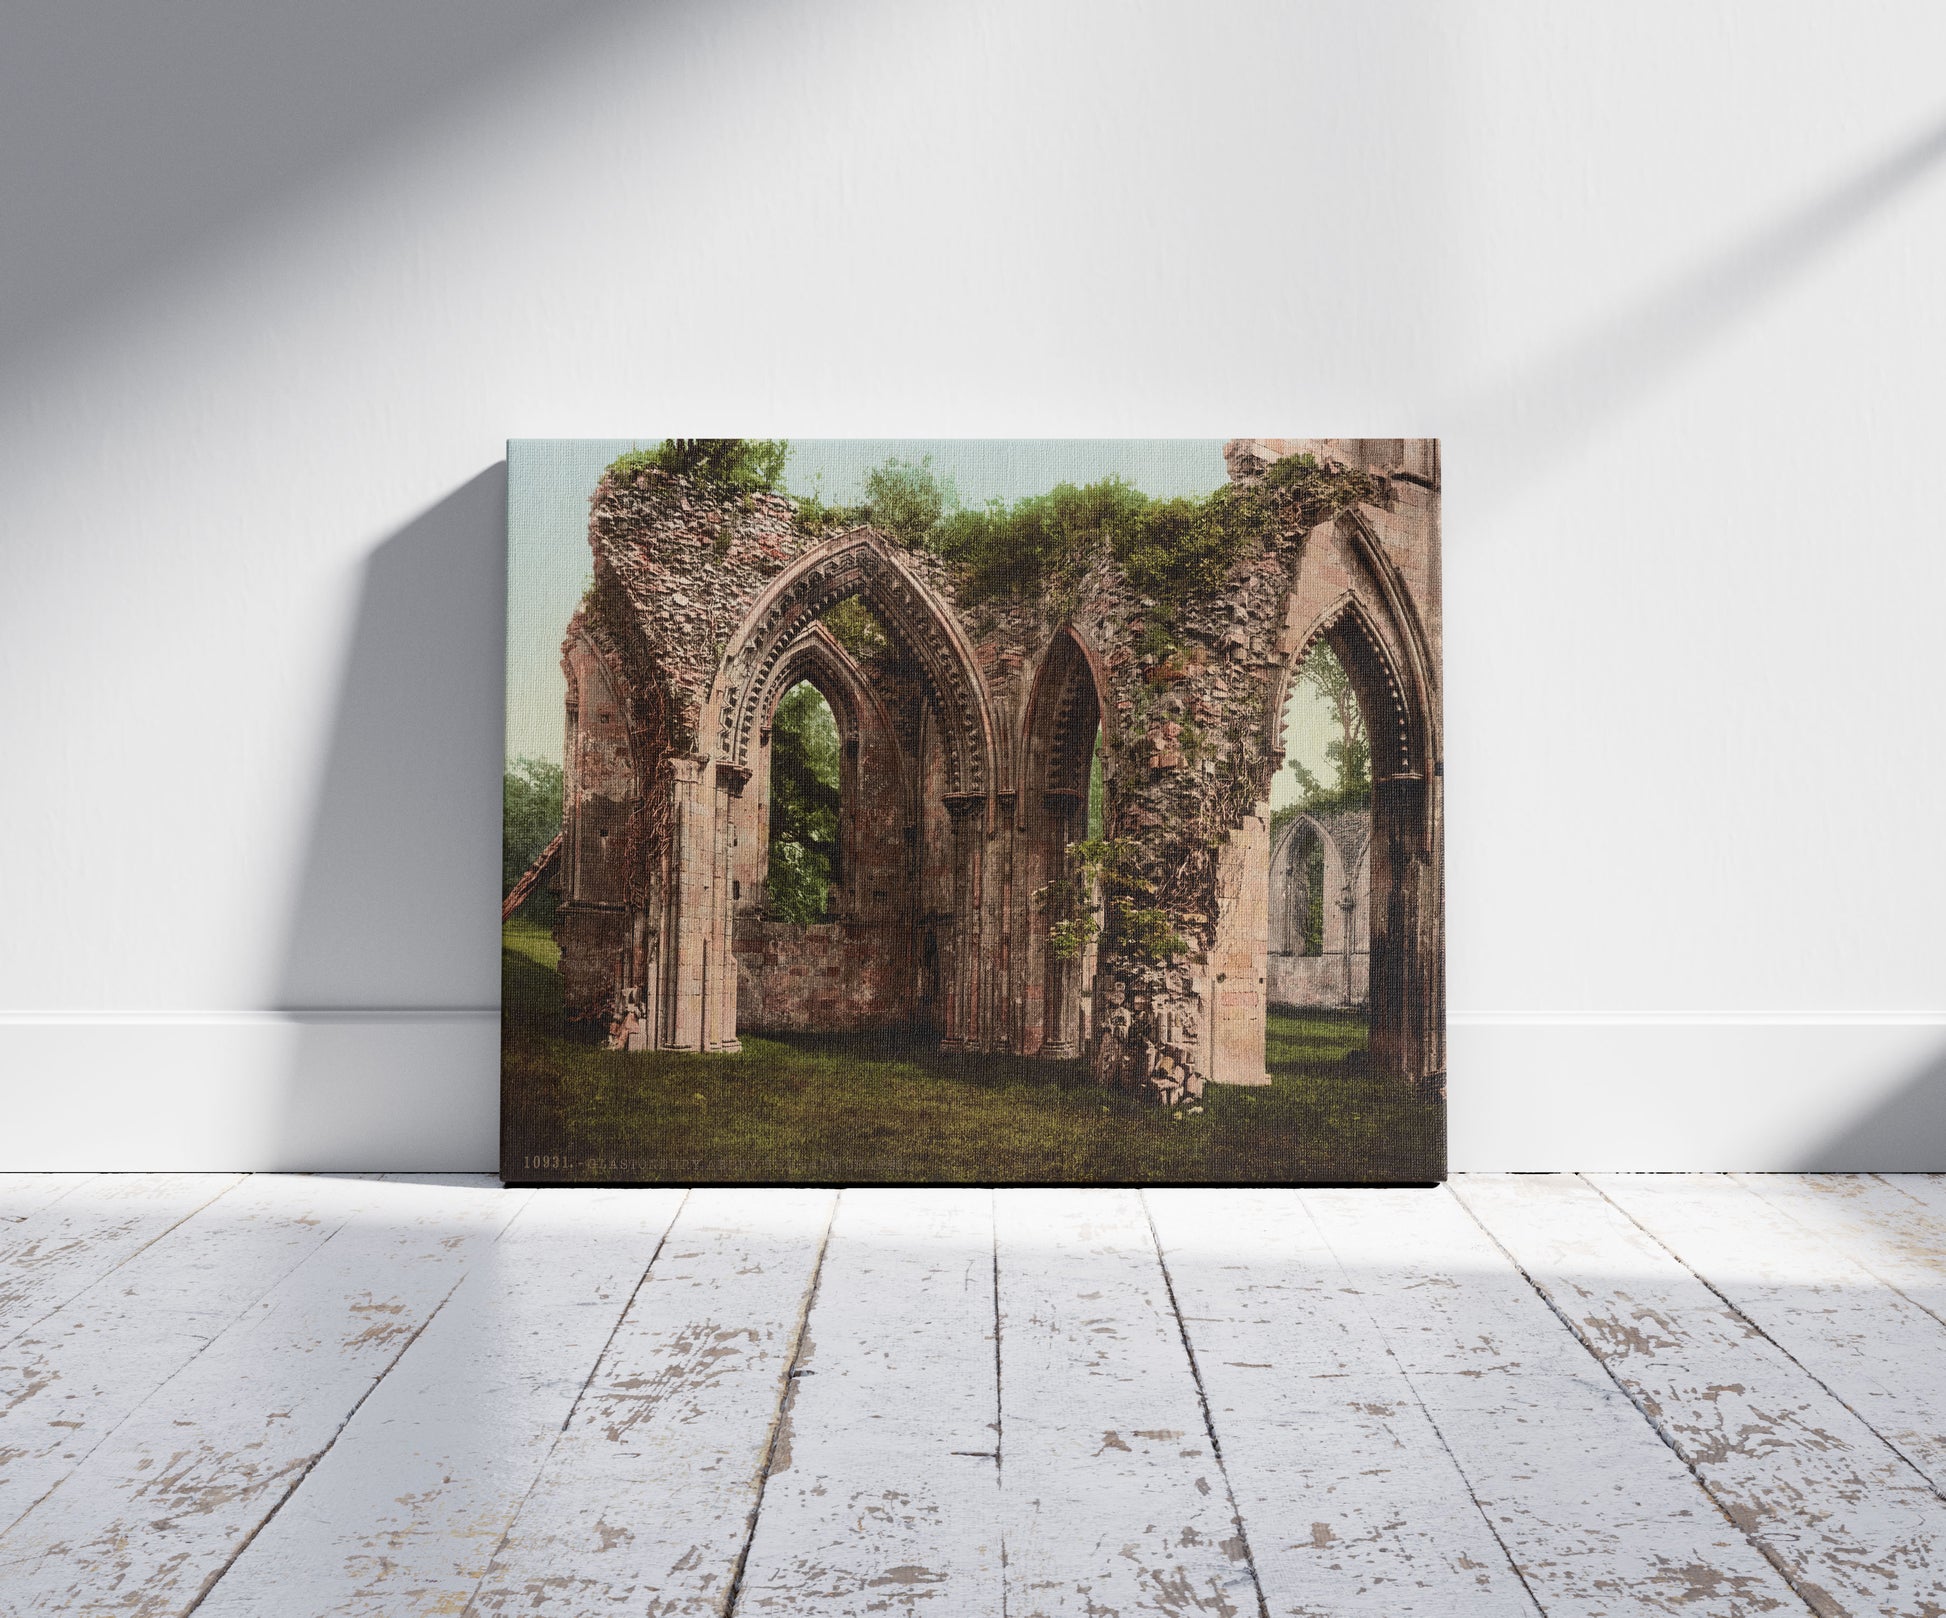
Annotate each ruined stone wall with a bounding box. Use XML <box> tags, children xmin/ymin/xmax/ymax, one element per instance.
<box><xmin>1266</xmin><ymin>810</ymin><xmax>1372</xmax><ymax>1011</ymax></box>
<box><xmin>550</xmin><ymin>440</ymin><xmax>1441</xmax><ymax>1101</ymax></box>
<box><xmin>734</xmin><ymin>921</ymin><xmax>913</xmax><ymax>1034</ymax></box>
<box><xmin>1268</xmin><ymin>953</ymin><xmax>1369</xmax><ymax>1010</ymax></box>
<box><xmin>726</xmin><ymin>638</ymin><xmax>922</xmax><ymax>1037</ymax></box>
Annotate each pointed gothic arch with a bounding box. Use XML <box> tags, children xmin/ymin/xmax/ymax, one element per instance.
<box><xmin>1267</xmin><ymin>810</ymin><xmax>1371</xmax><ymax>1009</ymax></box>
<box><xmin>1252</xmin><ymin>511</ymin><xmax>1443</xmax><ymax>1087</ymax></box>
<box><xmin>1019</xmin><ymin>626</ymin><xmax>1108</xmax><ymax>1058</ymax></box>
<box><xmin>733</xmin><ymin>621</ymin><xmax>913</xmax><ymax>927</ymax></box>
<box><xmin>711</xmin><ymin>530</ymin><xmax>997</xmax><ymax>800</ymax></box>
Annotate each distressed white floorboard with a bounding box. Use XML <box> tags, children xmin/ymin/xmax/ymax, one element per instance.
<box><xmin>732</xmin><ymin>1188</ymin><xmax>1003</xmax><ymax>1615</ymax></box>
<box><xmin>0</xmin><ymin>1174</ymin><xmax>96</xmax><ymax>1223</ymax></box>
<box><xmin>996</xmin><ymin>1188</ymin><xmax>1258</xmax><ymax>1618</ymax></box>
<box><xmin>10</xmin><ymin>1175</ymin><xmax>1943</xmax><ymax>1616</ymax></box>
<box><xmin>1593</xmin><ymin>1173</ymin><xmax>1946</xmax><ymax>1499</ymax></box>
<box><xmin>0</xmin><ymin>1175</ymin><xmax>527</xmax><ymax>1616</ymax></box>
<box><xmin>190</xmin><ymin>1186</ymin><xmax>686</xmax><ymax>1618</ymax></box>
<box><xmin>1878</xmin><ymin>1175</ymin><xmax>1946</xmax><ymax>1216</ymax></box>
<box><xmin>1458</xmin><ymin>1173</ymin><xmax>1946</xmax><ymax>1617</ymax></box>
<box><xmin>1304</xmin><ymin>1186</ymin><xmax>1805</xmax><ymax>1616</ymax></box>
<box><xmin>1146</xmin><ymin>1188</ymin><xmax>1539</xmax><ymax>1617</ymax></box>
<box><xmin>464</xmin><ymin>1187</ymin><xmax>837</xmax><ymax>1616</ymax></box>
<box><xmin>0</xmin><ymin>1174</ymin><xmax>410</xmax><ymax>1535</ymax></box>
<box><xmin>0</xmin><ymin>1173</ymin><xmax>244</xmax><ymax>1348</ymax></box>
<box><xmin>1734</xmin><ymin>1175</ymin><xmax>1946</xmax><ymax>1326</ymax></box>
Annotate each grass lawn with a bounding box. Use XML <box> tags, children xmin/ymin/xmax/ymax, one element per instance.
<box><xmin>502</xmin><ymin>919</ymin><xmax>1442</xmax><ymax>1184</ymax></box>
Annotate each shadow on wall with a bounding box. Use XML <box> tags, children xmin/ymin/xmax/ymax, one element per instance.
<box><xmin>0</xmin><ymin>0</ymin><xmax>641</xmax><ymax>378</ymax></box>
<box><xmin>1453</xmin><ymin>109</ymin><xmax>1946</xmax><ymax>512</ymax></box>
<box><xmin>1795</xmin><ymin>1041</ymin><xmax>1946</xmax><ymax>1173</ymax></box>
<box><xmin>271</xmin><ymin>465</ymin><xmax>508</xmax><ymax>1171</ymax></box>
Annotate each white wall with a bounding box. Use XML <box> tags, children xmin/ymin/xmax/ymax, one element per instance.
<box><xmin>4</xmin><ymin>1</ymin><xmax>1943</xmax><ymax>1171</ymax></box>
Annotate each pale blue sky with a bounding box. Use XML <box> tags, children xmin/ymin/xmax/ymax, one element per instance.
<box><xmin>505</xmin><ymin>439</ymin><xmax>1337</xmax><ymax>801</ymax></box>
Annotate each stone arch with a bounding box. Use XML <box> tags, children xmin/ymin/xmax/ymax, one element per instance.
<box><xmin>1258</xmin><ymin>517</ymin><xmax>1441</xmax><ymax>1085</ymax></box>
<box><xmin>1019</xmin><ymin>624</ymin><xmax>1112</xmax><ymax>799</ymax></box>
<box><xmin>1019</xmin><ymin>625</ymin><xmax>1108</xmax><ymax>1058</ymax></box>
<box><xmin>735</xmin><ymin>622</ymin><xmax>913</xmax><ymax>925</ymax></box>
<box><xmin>561</xmin><ymin>627</ymin><xmax>640</xmax><ymax>911</ymax></box>
<box><xmin>1272</xmin><ymin>589</ymin><xmax>1425</xmax><ymax>790</ymax></box>
<box><xmin>713</xmin><ymin>531</ymin><xmax>996</xmax><ymax>801</ymax></box>
<box><xmin>1266</xmin><ymin>810</ymin><xmax>1371</xmax><ymax>1010</ymax></box>
<box><xmin>1189</xmin><ymin>502</ymin><xmax>1442</xmax><ymax>1093</ymax></box>
<box><xmin>1268</xmin><ymin>812</ymin><xmax>1338</xmax><ymax>957</ymax></box>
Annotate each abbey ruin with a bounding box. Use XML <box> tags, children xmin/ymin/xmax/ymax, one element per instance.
<box><xmin>550</xmin><ymin>439</ymin><xmax>1442</xmax><ymax>1104</ymax></box>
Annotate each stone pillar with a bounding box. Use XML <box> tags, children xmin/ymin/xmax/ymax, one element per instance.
<box><xmin>1205</xmin><ymin>806</ymin><xmax>1272</xmax><ymax>1087</ymax></box>
<box><xmin>711</xmin><ymin>764</ymin><xmax>751</xmax><ymax>1052</ymax></box>
<box><xmin>1038</xmin><ymin>789</ymin><xmax>1084</xmax><ymax>1059</ymax></box>
<box><xmin>939</xmin><ymin>792</ymin><xmax>987</xmax><ymax>1051</ymax></box>
<box><xmin>660</xmin><ymin>754</ymin><xmax>710</xmax><ymax>1051</ymax></box>
<box><xmin>624</xmin><ymin>904</ymin><xmax>654</xmax><ymax>1052</ymax></box>
<box><xmin>990</xmin><ymin>791</ymin><xmax>1016</xmax><ymax>1053</ymax></box>
<box><xmin>1367</xmin><ymin>775</ymin><xmax>1442</xmax><ymax>1087</ymax></box>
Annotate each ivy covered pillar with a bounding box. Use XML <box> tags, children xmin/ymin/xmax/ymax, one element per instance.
<box><xmin>1038</xmin><ymin>788</ymin><xmax>1086</xmax><ymax>1059</ymax></box>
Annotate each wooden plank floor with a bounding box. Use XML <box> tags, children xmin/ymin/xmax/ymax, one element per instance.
<box><xmin>1</xmin><ymin>1177</ymin><xmax>1942</xmax><ymax>1616</ymax></box>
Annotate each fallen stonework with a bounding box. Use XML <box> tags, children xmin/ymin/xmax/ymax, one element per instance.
<box><xmin>552</xmin><ymin>438</ymin><xmax>1442</xmax><ymax>1103</ymax></box>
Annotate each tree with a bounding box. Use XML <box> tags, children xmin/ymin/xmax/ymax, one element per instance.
<box><xmin>1297</xmin><ymin>644</ymin><xmax>1370</xmax><ymax>813</ymax></box>
<box><xmin>766</xmin><ymin>682</ymin><xmax>842</xmax><ymax>924</ymax></box>
<box><xmin>503</xmin><ymin>757</ymin><xmax>564</xmax><ymax>919</ymax></box>
<box><xmin>863</xmin><ymin>455</ymin><xmax>955</xmax><ymax>545</ymax></box>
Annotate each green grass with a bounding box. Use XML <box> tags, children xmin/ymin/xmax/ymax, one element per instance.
<box><xmin>502</xmin><ymin>919</ymin><xmax>1441</xmax><ymax>1184</ymax></box>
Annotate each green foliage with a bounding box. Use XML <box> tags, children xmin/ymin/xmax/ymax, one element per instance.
<box><xmin>1110</xmin><ymin>490</ymin><xmax>1247</xmax><ymax>608</ymax></box>
<box><xmin>933</xmin><ymin>477</ymin><xmax>1150</xmax><ymax>603</ymax></box>
<box><xmin>1301</xmin><ymin>833</ymin><xmax>1325</xmax><ymax>955</ymax></box>
<box><xmin>782</xmin><ymin>452</ymin><xmax>1374</xmax><ymax>618</ymax></box>
<box><xmin>899</xmin><ymin>452</ymin><xmax>1377</xmax><ymax>612</ymax></box>
<box><xmin>1109</xmin><ymin>898</ymin><xmax>1190</xmax><ymax>963</ymax></box>
<box><xmin>766</xmin><ymin>682</ymin><xmax>842</xmax><ymax>923</ymax></box>
<box><xmin>607</xmin><ymin>438</ymin><xmax>790</xmax><ymax>494</ymax></box>
<box><xmin>503</xmin><ymin>757</ymin><xmax>564</xmax><ymax>919</ymax></box>
<box><xmin>766</xmin><ymin>841</ymin><xmax>833</xmax><ymax>928</ymax></box>
<box><xmin>500</xmin><ymin>927</ymin><xmax>1437</xmax><ymax>1181</ymax></box>
<box><xmin>1087</xmin><ymin>729</ymin><xmax>1105</xmax><ymax>841</ymax></box>
<box><xmin>1133</xmin><ymin>620</ymin><xmax>1182</xmax><ymax>669</ymax></box>
<box><xmin>1045</xmin><ymin>916</ymin><xmax>1095</xmax><ymax>960</ymax></box>
<box><xmin>786</xmin><ymin>457</ymin><xmax>951</xmax><ymax>542</ymax></box>
<box><xmin>818</xmin><ymin>597</ymin><xmax>890</xmax><ymax>660</ymax></box>
<box><xmin>793</xmin><ymin>492</ymin><xmax>868</xmax><ymax>536</ymax></box>
<box><xmin>1037</xmin><ymin>835</ymin><xmax>1187</xmax><ymax>964</ymax></box>
<box><xmin>1285</xmin><ymin>641</ymin><xmax>1371</xmax><ymax>815</ymax></box>
<box><xmin>863</xmin><ymin>455</ymin><xmax>955</xmax><ymax>545</ymax></box>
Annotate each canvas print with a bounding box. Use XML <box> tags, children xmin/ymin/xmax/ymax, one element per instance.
<box><xmin>502</xmin><ymin>439</ymin><xmax>1443</xmax><ymax>1184</ymax></box>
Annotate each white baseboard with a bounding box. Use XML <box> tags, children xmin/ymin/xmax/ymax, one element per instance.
<box><xmin>1447</xmin><ymin>1017</ymin><xmax>1946</xmax><ymax>1171</ymax></box>
<box><xmin>0</xmin><ymin>1013</ymin><xmax>498</xmax><ymax>1172</ymax></box>
<box><xmin>1</xmin><ymin>1014</ymin><xmax>1940</xmax><ymax>1173</ymax></box>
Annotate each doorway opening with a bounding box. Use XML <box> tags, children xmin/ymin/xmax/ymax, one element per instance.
<box><xmin>1265</xmin><ymin>640</ymin><xmax>1371</xmax><ymax>1085</ymax></box>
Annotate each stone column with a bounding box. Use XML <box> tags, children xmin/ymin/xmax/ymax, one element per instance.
<box><xmin>1205</xmin><ymin>806</ymin><xmax>1271</xmax><ymax>1086</ymax></box>
<box><xmin>939</xmin><ymin>792</ymin><xmax>987</xmax><ymax>1052</ymax></box>
<box><xmin>710</xmin><ymin>763</ymin><xmax>751</xmax><ymax>1052</ymax></box>
<box><xmin>1038</xmin><ymin>789</ymin><xmax>1084</xmax><ymax>1059</ymax></box>
<box><xmin>1367</xmin><ymin>775</ymin><xmax>1441</xmax><ymax>1087</ymax></box>
<box><xmin>660</xmin><ymin>754</ymin><xmax>710</xmax><ymax>1051</ymax></box>
<box><xmin>991</xmin><ymin>791</ymin><xmax>1016</xmax><ymax>1053</ymax></box>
